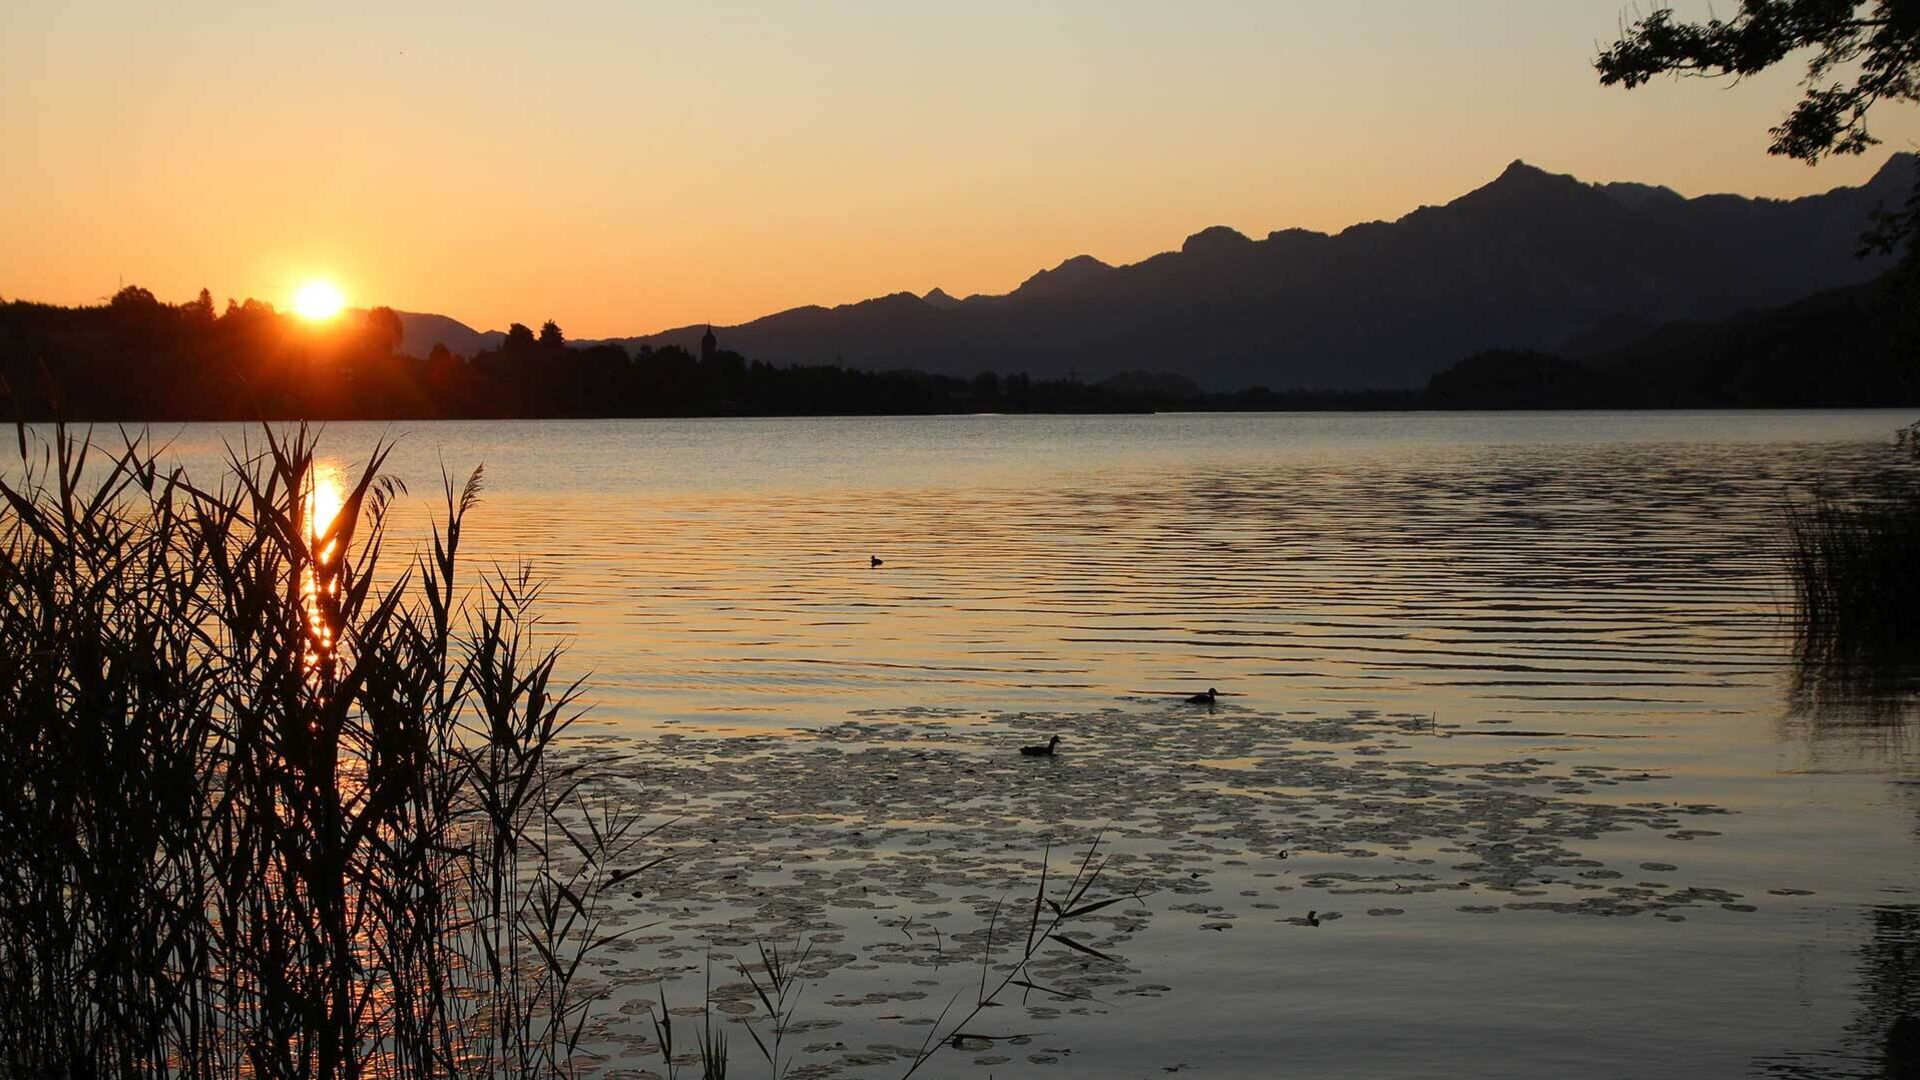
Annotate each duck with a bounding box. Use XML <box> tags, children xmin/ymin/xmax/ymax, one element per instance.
<box><xmin>1020</xmin><ymin>735</ymin><xmax>1062</xmax><ymax>757</ymax></box>
<box><xmin>870</xmin><ymin>555</ymin><xmax>884</xmax><ymax>568</ymax></box>
<box><xmin>1186</xmin><ymin>687</ymin><xmax>1218</xmax><ymax>705</ymax></box>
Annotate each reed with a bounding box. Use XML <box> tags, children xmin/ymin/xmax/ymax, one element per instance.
<box><xmin>903</xmin><ymin>831</ymin><xmax>1140</xmax><ymax>1077</ymax></box>
<box><xmin>1784</xmin><ymin>477</ymin><xmax>1920</xmax><ymax>650</ymax></box>
<box><xmin>0</xmin><ymin>423</ymin><xmax>654</xmax><ymax>1080</ymax></box>
<box><xmin>735</xmin><ymin>932</ymin><xmax>814</xmax><ymax>1079</ymax></box>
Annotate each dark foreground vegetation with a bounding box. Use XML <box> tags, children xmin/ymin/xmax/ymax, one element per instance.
<box><xmin>1786</xmin><ymin>422</ymin><xmax>1920</xmax><ymax>665</ymax></box>
<box><xmin>0</xmin><ymin>425</ymin><xmax>651</xmax><ymax>1078</ymax></box>
<box><xmin>1784</xmin><ymin>418</ymin><xmax>1920</xmax><ymax>726</ymax></box>
<box><xmin>2</xmin><ymin>268</ymin><xmax>1914</xmax><ymax>423</ymax></box>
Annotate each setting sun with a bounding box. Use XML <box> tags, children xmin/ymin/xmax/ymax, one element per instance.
<box><xmin>292</xmin><ymin>280</ymin><xmax>346</xmax><ymax>321</ymax></box>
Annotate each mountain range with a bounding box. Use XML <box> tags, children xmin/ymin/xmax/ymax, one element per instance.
<box><xmin>395</xmin><ymin>154</ymin><xmax>1917</xmax><ymax>390</ymax></box>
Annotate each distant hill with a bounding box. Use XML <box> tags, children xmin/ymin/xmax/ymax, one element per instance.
<box><xmin>1423</xmin><ymin>268</ymin><xmax>1918</xmax><ymax>409</ymax></box>
<box><xmin>591</xmin><ymin>154</ymin><xmax>1915</xmax><ymax>390</ymax></box>
<box><xmin>374</xmin><ymin>310</ymin><xmax>503</xmax><ymax>361</ymax></box>
<box><xmin>1594</xmin><ymin>270</ymin><xmax>1918</xmax><ymax>406</ymax></box>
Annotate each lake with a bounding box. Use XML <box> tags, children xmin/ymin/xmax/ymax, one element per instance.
<box><xmin>142</xmin><ymin>411</ymin><xmax>1918</xmax><ymax>1078</ymax></box>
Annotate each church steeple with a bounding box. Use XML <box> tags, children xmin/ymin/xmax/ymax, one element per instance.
<box><xmin>700</xmin><ymin>324</ymin><xmax>717</xmax><ymax>363</ymax></box>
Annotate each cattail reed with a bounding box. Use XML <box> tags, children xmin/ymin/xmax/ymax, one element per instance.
<box><xmin>1785</xmin><ymin>479</ymin><xmax>1920</xmax><ymax>650</ymax></box>
<box><xmin>0</xmin><ymin>423</ymin><xmax>654</xmax><ymax>1080</ymax></box>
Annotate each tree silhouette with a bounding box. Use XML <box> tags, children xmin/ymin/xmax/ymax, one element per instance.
<box><xmin>109</xmin><ymin>285</ymin><xmax>159</xmax><ymax>312</ymax></box>
<box><xmin>503</xmin><ymin>322</ymin><xmax>536</xmax><ymax>356</ymax></box>
<box><xmin>1597</xmin><ymin>1</ymin><xmax>1919</xmax><ymax>254</ymax></box>
<box><xmin>538</xmin><ymin>320</ymin><xmax>565</xmax><ymax>349</ymax></box>
<box><xmin>363</xmin><ymin>306</ymin><xmax>404</xmax><ymax>356</ymax></box>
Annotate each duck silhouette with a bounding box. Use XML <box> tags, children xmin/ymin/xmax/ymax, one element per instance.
<box><xmin>1186</xmin><ymin>687</ymin><xmax>1218</xmax><ymax>705</ymax></box>
<box><xmin>1020</xmin><ymin>735</ymin><xmax>1061</xmax><ymax>757</ymax></box>
<box><xmin>870</xmin><ymin>556</ymin><xmax>884</xmax><ymax>568</ymax></box>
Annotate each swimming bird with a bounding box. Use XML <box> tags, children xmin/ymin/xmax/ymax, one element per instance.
<box><xmin>870</xmin><ymin>556</ymin><xmax>884</xmax><ymax>568</ymax></box>
<box><xmin>1186</xmin><ymin>687</ymin><xmax>1218</xmax><ymax>705</ymax></box>
<box><xmin>1020</xmin><ymin>735</ymin><xmax>1062</xmax><ymax>757</ymax></box>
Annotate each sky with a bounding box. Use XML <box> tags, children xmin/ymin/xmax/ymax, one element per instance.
<box><xmin>3</xmin><ymin>1</ymin><xmax>1917</xmax><ymax>338</ymax></box>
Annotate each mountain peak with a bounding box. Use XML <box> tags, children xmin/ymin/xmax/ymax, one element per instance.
<box><xmin>922</xmin><ymin>287</ymin><xmax>960</xmax><ymax>310</ymax></box>
<box><xmin>1483</xmin><ymin>159</ymin><xmax>1580</xmax><ymax>193</ymax></box>
<box><xmin>1053</xmin><ymin>254</ymin><xmax>1112</xmax><ymax>274</ymax></box>
<box><xmin>1181</xmin><ymin>225</ymin><xmax>1255</xmax><ymax>256</ymax></box>
<box><xmin>1869</xmin><ymin>151</ymin><xmax>1918</xmax><ymax>189</ymax></box>
<box><xmin>1447</xmin><ymin>158</ymin><xmax>1598</xmax><ymax>213</ymax></box>
<box><xmin>1013</xmin><ymin>254</ymin><xmax>1115</xmax><ymax>300</ymax></box>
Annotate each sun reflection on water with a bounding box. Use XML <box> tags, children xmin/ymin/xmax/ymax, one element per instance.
<box><xmin>303</xmin><ymin>461</ymin><xmax>347</xmax><ymax>666</ymax></box>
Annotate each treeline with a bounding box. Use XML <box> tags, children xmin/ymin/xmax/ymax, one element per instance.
<box><xmin>1430</xmin><ymin>271</ymin><xmax>1920</xmax><ymax>410</ymax></box>
<box><xmin>1</xmin><ymin>276</ymin><xmax>1914</xmax><ymax>422</ymax></box>
<box><xmin>0</xmin><ymin>287</ymin><xmax>1417</xmax><ymax>420</ymax></box>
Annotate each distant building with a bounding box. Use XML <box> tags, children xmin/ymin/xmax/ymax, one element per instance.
<box><xmin>700</xmin><ymin>325</ymin><xmax>717</xmax><ymax>364</ymax></box>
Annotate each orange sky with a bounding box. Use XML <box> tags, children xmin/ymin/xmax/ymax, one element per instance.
<box><xmin>3</xmin><ymin>2</ymin><xmax>1915</xmax><ymax>338</ymax></box>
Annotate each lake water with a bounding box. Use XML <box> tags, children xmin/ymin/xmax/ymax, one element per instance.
<box><xmin>144</xmin><ymin>411</ymin><xmax>1918</xmax><ymax>1078</ymax></box>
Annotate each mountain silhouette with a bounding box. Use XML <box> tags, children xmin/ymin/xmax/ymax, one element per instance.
<box><xmin>382</xmin><ymin>310</ymin><xmax>504</xmax><ymax>361</ymax></box>
<box><xmin>1008</xmin><ymin>254</ymin><xmax>1118</xmax><ymax>301</ymax></box>
<box><xmin>402</xmin><ymin>154</ymin><xmax>1915</xmax><ymax>389</ymax></box>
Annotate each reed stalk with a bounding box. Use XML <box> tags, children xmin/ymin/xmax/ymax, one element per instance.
<box><xmin>0</xmin><ymin>423</ymin><xmax>652</xmax><ymax>1080</ymax></box>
